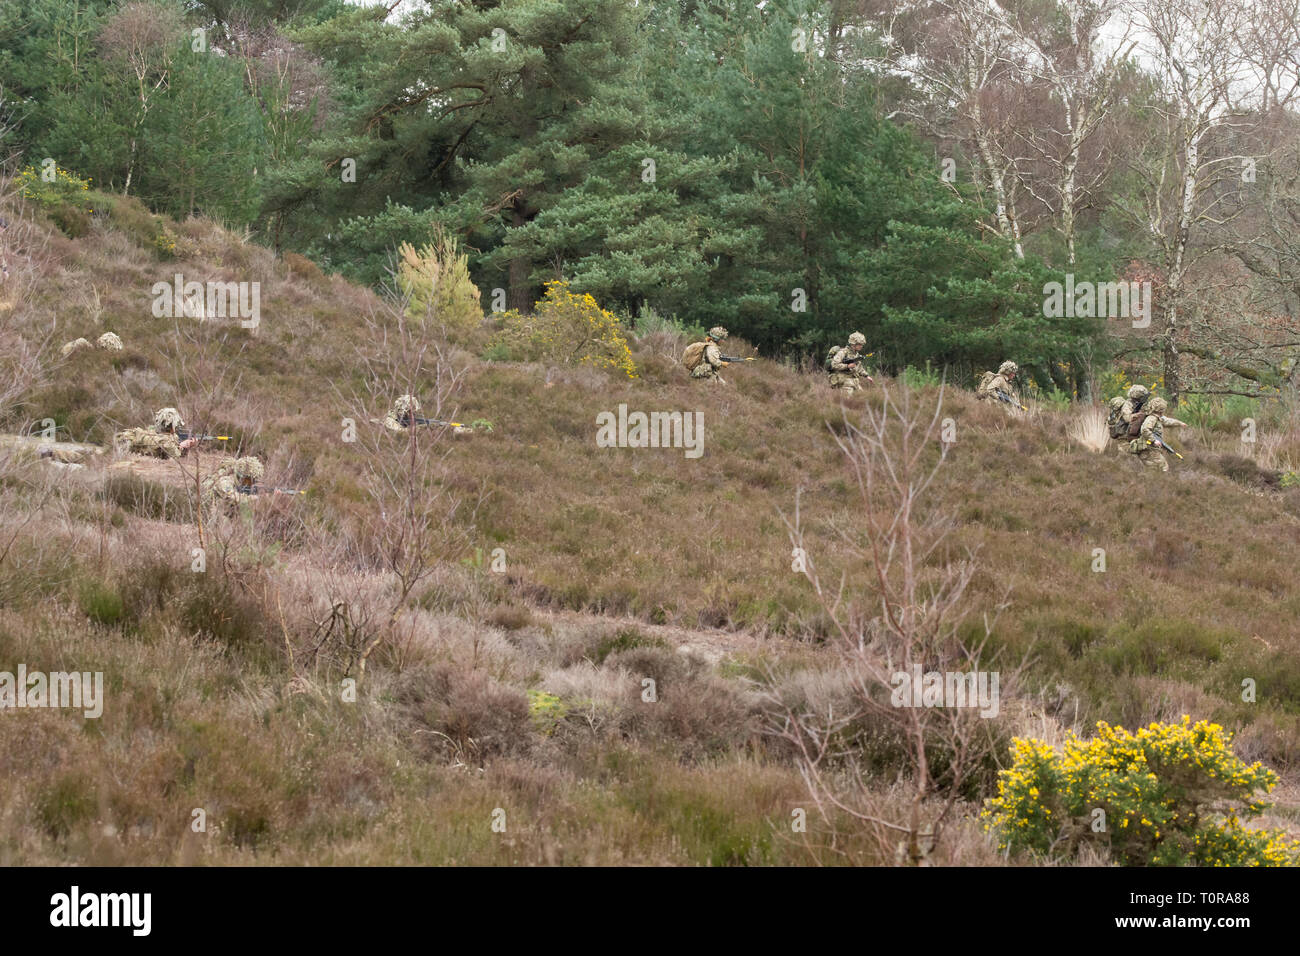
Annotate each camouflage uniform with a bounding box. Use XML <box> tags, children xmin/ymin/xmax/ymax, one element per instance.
<box><xmin>382</xmin><ymin>394</ymin><xmax>421</xmax><ymax>433</ymax></box>
<box><xmin>114</xmin><ymin>407</ymin><xmax>189</xmax><ymax>459</ymax></box>
<box><xmin>60</xmin><ymin>337</ymin><xmax>92</xmax><ymax>358</ymax></box>
<box><xmin>828</xmin><ymin>332</ymin><xmax>874</xmax><ymax>392</ymax></box>
<box><xmin>690</xmin><ymin>327</ymin><xmax>729</xmax><ymax>382</ymax></box>
<box><xmin>1106</xmin><ymin>396</ymin><xmax>1127</xmax><ymax>428</ymax></box>
<box><xmin>1127</xmin><ymin>397</ymin><xmax>1183</xmax><ymax>472</ymax></box>
<box><xmin>377</xmin><ymin>394</ymin><xmax>469</xmax><ymax>434</ymax></box>
<box><xmin>978</xmin><ymin>361</ymin><xmax>1020</xmax><ymax>406</ymax></box>
<box><xmin>38</xmin><ymin>444</ymin><xmax>87</xmax><ymax>465</ymax></box>
<box><xmin>1118</xmin><ymin>385</ymin><xmax>1149</xmax><ymax>430</ymax></box>
<box><xmin>97</xmin><ymin>332</ymin><xmax>123</xmax><ymax>351</ymax></box>
<box><xmin>202</xmin><ymin>456</ymin><xmax>264</xmax><ymax>508</ymax></box>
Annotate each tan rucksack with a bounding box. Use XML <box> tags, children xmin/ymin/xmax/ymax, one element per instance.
<box><xmin>977</xmin><ymin>371</ymin><xmax>995</xmax><ymax>395</ymax></box>
<box><xmin>682</xmin><ymin>341</ymin><xmax>707</xmax><ymax>370</ymax></box>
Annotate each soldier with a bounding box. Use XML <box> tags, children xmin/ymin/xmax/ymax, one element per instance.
<box><xmin>977</xmin><ymin>361</ymin><xmax>1021</xmax><ymax>408</ymax></box>
<box><xmin>201</xmin><ymin>456</ymin><xmax>265</xmax><ymax>508</ymax></box>
<box><xmin>827</xmin><ymin>332</ymin><xmax>875</xmax><ymax>392</ymax></box>
<box><xmin>1128</xmin><ymin>397</ymin><xmax>1185</xmax><ymax>472</ymax></box>
<box><xmin>1119</xmin><ymin>385</ymin><xmax>1149</xmax><ymax>429</ymax></box>
<box><xmin>683</xmin><ymin>327</ymin><xmax>730</xmax><ymax>383</ymax></box>
<box><xmin>114</xmin><ymin>407</ymin><xmax>198</xmax><ymax>459</ymax></box>
<box><xmin>377</xmin><ymin>394</ymin><xmax>469</xmax><ymax>434</ymax></box>
<box><xmin>381</xmin><ymin>394</ymin><xmax>421</xmax><ymax>433</ymax></box>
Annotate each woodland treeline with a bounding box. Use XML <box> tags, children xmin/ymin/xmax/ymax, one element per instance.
<box><xmin>3</xmin><ymin>0</ymin><xmax>1300</xmax><ymax>400</ymax></box>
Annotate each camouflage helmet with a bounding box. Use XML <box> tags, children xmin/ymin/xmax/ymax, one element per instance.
<box><xmin>154</xmin><ymin>407</ymin><xmax>184</xmax><ymax>433</ymax></box>
<box><xmin>1148</xmin><ymin>397</ymin><xmax>1167</xmax><ymax>415</ymax></box>
<box><xmin>233</xmin><ymin>456</ymin><xmax>264</xmax><ymax>482</ymax></box>
<box><xmin>707</xmin><ymin>326</ymin><xmax>728</xmax><ymax>341</ymax></box>
<box><xmin>848</xmin><ymin>332</ymin><xmax>866</xmax><ymax>347</ymax></box>
<box><xmin>391</xmin><ymin>394</ymin><xmax>420</xmax><ymax>419</ymax></box>
<box><xmin>1127</xmin><ymin>385</ymin><xmax>1149</xmax><ymax>401</ymax></box>
<box><xmin>998</xmin><ymin>361</ymin><xmax>1018</xmax><ymax>377</ymax></box>
<box><xmin>97</xmin><ymin>331</ymin><xmax>123</xmax><ymax>351</ymax></box>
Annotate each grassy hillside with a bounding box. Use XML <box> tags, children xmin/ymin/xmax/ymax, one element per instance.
<box><xmin>2</xmin><ymin>190</ymin><xmax>1299</xmax><ymax>865</ymax></box>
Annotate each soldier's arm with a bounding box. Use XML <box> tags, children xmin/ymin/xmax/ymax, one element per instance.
<box><xmin>1160</xmin><ymin>416</ymin><xmax>1188</xmax><ymax>428</ymax></box>
<box><xmin>829</xmin><ymin>350</ymin><xmax>856</xmax><ymax>372</ymax></box>
<box><xmin>1140</xmin><ymin>417</ymin><xmax>1160</xmax><ymax>441</ymax></box>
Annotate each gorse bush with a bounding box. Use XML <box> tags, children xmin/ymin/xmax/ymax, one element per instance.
<box><xmin>396</xmin><ymin>232</ymin><xmax>483</xmax><ymax>337</ymax></box>
<box><xmin>16</xmin><ymin>164</ymin><xmax>93</xmax><ymax>237</ymax></box>
<box><xmin>489</xmin><ymin>281</ymin><xmax>638</xmax><ymax>379</ymax></box>
<box><xmin>526</xmin><ymin>689</ymin><xmax>568</xmax><ymax>736</ymax></box>
<box><xmin>983</xmin><ymin>718</ymin><xmax>1300</xmax><ymax>866</ymax></box>
<box><xmin>16</xmin><ymin>164</ymin><xmax>92</xmax><ymax>209</ymax></box>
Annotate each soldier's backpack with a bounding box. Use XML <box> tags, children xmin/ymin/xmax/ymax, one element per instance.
<box><xmin>977</xmin><ymin>370</ymin><xmax>996</xmax><ymax>395</ymax></box>
<box><xmin>824</xmin><ymin>346</ymin><xmax>843</xmax><ymax>373</ymax></box>
<box><xmin>1127</xmin><ymin>411</ymin><xmax>1150</xmax><ymax>438</ymax></box>
<box><xmin>682</xmin><ymin>341</ymin><xmax>707</xmax><ymax>371</ymax></box>
<box><xmin>1106</xmin><ymin>398</ymin><xmax>1128</xmax><ymax>438</ymax></box>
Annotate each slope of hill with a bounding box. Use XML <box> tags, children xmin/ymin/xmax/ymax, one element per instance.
<box><xmin>1</xmin><ymin>193</ymin><xmax>1299</xmax><ymax>865</ymax></box>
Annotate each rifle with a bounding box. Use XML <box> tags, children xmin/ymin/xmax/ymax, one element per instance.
<box><xmin>236</xmin><ymin>485</ymin><xmax>307</xmax><ymax>496</ymax></box>
<box><xmin>718</xmin><ymin>355</ymin><xmax>755</xmax><ymax>364</ymax></box>
<box><xmin>400</xmin><ymin>414</ymin><xmax>466</xmax><ymax>429</ymax></box>
<box><xmin>1146</xmin><ymin>437</ymin><xmax>1184</xmax><ymax>460</ymax></box>
<box><xmin>993</xmin><ymin>390</ymin><xmax>1029</xmax><ymax>411</ymax></box>
<box><xmin>178</xmin><ymin>431</ymin><xmax>231</xmax><ymax>442</ymax></box>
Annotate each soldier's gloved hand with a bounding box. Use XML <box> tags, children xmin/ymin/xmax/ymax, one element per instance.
<box><xmin>720</xmin><ymin>361</ymin><xmax>730</xmax><ymax>366</ymax></box>
<box><xmin>866</xmin><ymin>375</ymin><xmax>875</xmax><ymax>384</ymax></box>
<box><xmin>180</xmin><ymin>438</ymin><xmax>197</xmax><ymax>451</ymax></box>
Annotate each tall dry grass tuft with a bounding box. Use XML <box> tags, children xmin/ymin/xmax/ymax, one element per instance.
<box><xmin>1066</xmin><ymin>405</ymin><xmax>1110</xmax><ymax>453</ymax></box>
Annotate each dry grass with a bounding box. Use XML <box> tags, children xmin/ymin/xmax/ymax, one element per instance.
<box><xmin>1067</xmin><ymin>405</ymin><xmax>1110</xmax><ymax>454</ymax></box>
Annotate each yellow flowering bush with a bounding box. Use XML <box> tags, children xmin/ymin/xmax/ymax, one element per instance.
<box><xmin>396</xmin><ymin>233</ymin><xmax>483</xmax><ymax>338</ymax></box>
<box><xmin>154</xmin><ymin>231</ymin><xmax>178</xmax><ymax>260</ymax></box>
<box><xmin>983</xmin><ymin>717</ymin><xmax>1300</xmax><ymax>866</ymax></box>
<box><xmin>489</xmin><ymin>280</ymin><xmax>637</xmax><ymax>379</ymax></box>
<box><xmin>15</xmin><ymin>164</ymin><xmax>92</xmax><ymax>208</ymax></box>
<box><xmin>15</xmin><ymin>164</ymin><xmax>94</xmax><ymax>237</ymax></box>
<box><xmin>526</xmin><ymin>689</ymin><xmax>568</xmax><ymax>736</ymax></box>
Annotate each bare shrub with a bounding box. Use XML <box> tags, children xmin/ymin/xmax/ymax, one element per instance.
<box><xmin>767</xmin><ymin>382</ymin><xmax>1023</xmax><ymax>865</ymax></box>
<box><xmin>324</xmin><ymin>280</ymin><xmax>483</xmax><ymax>682</ymax></box>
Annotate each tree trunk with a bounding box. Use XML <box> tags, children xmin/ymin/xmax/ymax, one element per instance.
<box><xmin>507</xmin><ymin>198</ymin><xmax>531</xmax><ymax>312</ymax></box>
<box><xmin>1162</xmin><ymin>134</ymin><xmax>1201</xmax><ymax>407</ymax></box>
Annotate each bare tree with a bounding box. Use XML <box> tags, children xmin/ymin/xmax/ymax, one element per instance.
<box><xmin>867</xmin><ymin>0</ymin><xmax>1028</xmax><ymax>256</ymax></box>
<box><xmin>1003</xmin><ymin>0</ymin><xmax>1137</xmax><ymax>266</ymax></box>
<box><xmin>98</xmin><ymin>1</ymin><xmax>184</xmax><ymax>197</ymax></box>
<box><xmin>1116</xmin><ymin>0</ymin><xmax>1300</xmax><ymax>403</ymax></box>
<box><xmin>768</xmin><ymin>383</ymin><xmax>1019</xmax><ymax>865</ymax></box>
<box><xmin>333</xmin><ymin>283</ymin><xmax>482</xmax><ymax>681</ymax></box>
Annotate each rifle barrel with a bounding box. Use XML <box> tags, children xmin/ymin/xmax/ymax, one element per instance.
<box><xmin>410</xmin><ymin>417</ymin><xmax>465</xmax><ymax>428</ymax></box>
